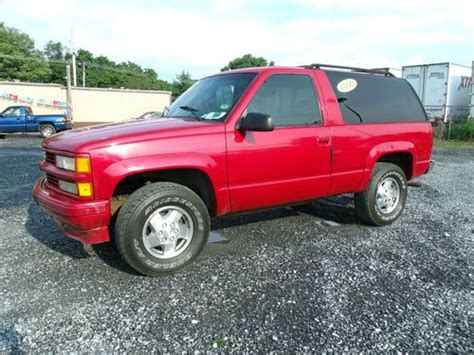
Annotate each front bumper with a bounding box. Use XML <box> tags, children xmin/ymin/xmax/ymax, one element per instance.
<box><xmin>32</xmin><ymin>176</ymin><xmax>111</xmax><ymax>244</ymax></box>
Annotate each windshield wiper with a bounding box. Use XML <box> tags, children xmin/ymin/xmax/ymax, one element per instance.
<box><xmin>179</xmin><ymin>105</ymin><xmax>202</xmax><ymax>120</ymax></box>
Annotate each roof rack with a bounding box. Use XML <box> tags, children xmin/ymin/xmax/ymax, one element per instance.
<box><xmin>302</xmin><ymin>63</ymin><xmax>395</xmax><ymax>77</ymax></box>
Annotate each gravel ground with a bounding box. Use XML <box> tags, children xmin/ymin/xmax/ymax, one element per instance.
<box><xmin>1</xmin><ymin>135</ymin><xmax>473</xmax><ymax>352</ymax></box>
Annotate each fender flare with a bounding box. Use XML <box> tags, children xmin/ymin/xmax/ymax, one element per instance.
<box><xmin>357</xmin><ymin>141</ymin><xmax>416</xmax><ymax>191</ymax></box>
<box><xmin>96</xmin><ymin>152</ymin><xmax>228</xmax><ymax>214</ymax></box>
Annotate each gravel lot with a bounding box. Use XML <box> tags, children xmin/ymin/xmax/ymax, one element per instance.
<box><xmin>1</xmin><ymin>135</ymin><xmax>472</xmax><ymax>352</ymax></box>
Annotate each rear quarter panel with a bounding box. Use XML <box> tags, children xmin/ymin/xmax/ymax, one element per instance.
<box><xmin>330</xmin><ymin>122</ymin><xmax>432</xmax><ymax>194</ymax></box>
<box><xmin>32</xmin><ymin>115</ymin><xmax>68</xmax><ymax>131</ymax></box>
<box><xmin>315</xmin><ymin>70</ymin><xmax>433</xmax><ymax>194</ymax></box>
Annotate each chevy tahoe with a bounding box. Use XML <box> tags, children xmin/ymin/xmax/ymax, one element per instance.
<box><xmin>33</xmin><ymin>64</ymin><xmax>433</xmax><ymax>276</ymax></box>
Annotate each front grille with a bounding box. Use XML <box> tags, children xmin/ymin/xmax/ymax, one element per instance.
<box><xmin>46</xmin><ymin>173</ymin><xmax>59</xmax><ymax>188</ymax></box>
<box><xmin>45</xmin><ymin>152</ymin><xmax>56</xmax><ymax>165</ymax></box>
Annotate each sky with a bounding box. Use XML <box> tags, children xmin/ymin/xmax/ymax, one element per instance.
<box><xmin>0</xmin><ymin>0</ymin><xmax>473</xmax><ymax>81</ymax></box>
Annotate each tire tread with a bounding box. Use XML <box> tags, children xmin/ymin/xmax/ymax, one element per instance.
<box><xmin>115</xmin><ymin>182</ymin><xmax>209</xmax><ymax>276</ymax></box>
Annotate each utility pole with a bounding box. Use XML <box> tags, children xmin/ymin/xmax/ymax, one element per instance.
<box><xmin>70</xmin><ymin>28</ymin><xmax>77</xmax><ymax>86</ymax></box>
<box><xmin>66</xmin><ymin>65</ymin><xmax>73</xmax><ymax>120</ymax></box>
<box><xmin>72</xmin><ymin>54</ymin><xmax>77</xmax><ymax>86</ymax></box>
<box><xmin>82</xmin><ymin>62</ymin><xmax>86</xmax><ymax>87</ymax></box>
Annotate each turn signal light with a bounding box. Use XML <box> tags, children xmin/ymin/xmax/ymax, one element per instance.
<box><xmin>77</xmin><ymin>182</ymin><xmax>93</xmax><ymax>197</ymax></box>
<box><xmin>76</xmin><ymin>157</ymin><xmax>91</xmax><ymax>173</ymax></box>
<box><xmin>58</xmin><ymin>180</ymin><xmax>93</xmax><ymax>197</ymax></box>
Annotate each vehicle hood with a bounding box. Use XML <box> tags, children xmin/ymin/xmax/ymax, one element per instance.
<box><xmin>43</xmin><ymin>118</ymin><xmax>217</xmax><ymax>153</ymax></box>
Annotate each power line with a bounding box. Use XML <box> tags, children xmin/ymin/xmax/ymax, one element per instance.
<box><xmin>0</xmin><ymin>53</ymin><xmax>151</xmax><ymax>77</ymax></box>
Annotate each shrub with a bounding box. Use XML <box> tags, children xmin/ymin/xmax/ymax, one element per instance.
<box><xmin>449</xmin><ymin>120</ymin><xmax>474</xmax><ymax>141</ymax></box>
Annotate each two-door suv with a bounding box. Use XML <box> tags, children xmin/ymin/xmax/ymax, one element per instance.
<box><xmin>33</xmin><ymin>64</ymin><xmax>433</xmax><ymax>276</ymax></box>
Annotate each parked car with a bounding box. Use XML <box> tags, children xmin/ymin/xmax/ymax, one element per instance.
<box><xmin>134</xmin><ymin>111</ymin><xmax>163</xmax><ymax>120</ymax></box>
<box><xmin>0</xmin><ymin>105</ymin><xmax>72</xmax><ymax>138</ymax></box>
<box><xmin>33</xmin><ymin>64</ymin><xmax>433</xmax><ymax>276</ymax></box>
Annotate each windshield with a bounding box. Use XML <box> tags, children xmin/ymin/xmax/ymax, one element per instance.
<box><xmin>164</xmin><ymin>73</ymin><xmax>257</xmax><ymax>121</ymax></box>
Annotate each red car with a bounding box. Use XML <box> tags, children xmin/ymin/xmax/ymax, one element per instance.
<box><xmin>33</xmin><ymin>64</ymin><xmax>433</xmax><ymax>276</ymax></box>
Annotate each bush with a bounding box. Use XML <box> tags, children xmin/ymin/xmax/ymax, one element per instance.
<box><xmin>450</xmin><ymin>120</ymin><xmax>474</xmax><ymax>141</ymax></box>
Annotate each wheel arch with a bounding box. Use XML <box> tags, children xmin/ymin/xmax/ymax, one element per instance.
<box><xmin>111</xmin><ymin>168</ymin><xmax>217</xmax><ymax>216</ymax></box>
<box><xmin>38</xmin><ymin>122</ymin><xmax>55</xmax><ymax>129</ymax></box>
<box><xmin>358</xmin><ymin>141</ymin><xmax>416</xmax><ymax>191</ymax></box>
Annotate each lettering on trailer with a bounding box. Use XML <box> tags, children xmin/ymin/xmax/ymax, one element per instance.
<box><xmin>457</xmin><ymin>76</ymin><xmax>472</xmax><ymax>91</ymax></box>
<box><xmin>428</xmin><ymin>72</ymin><xmax>445</xmax><ymax>79</ymax></box>
<box><xmin>406</xmin><ymin>73</ymin><xmax>419</xmax><ymax>79</ymax></box>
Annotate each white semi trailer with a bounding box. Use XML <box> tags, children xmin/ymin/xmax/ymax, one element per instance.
<box><xmin>402</xmin><ymin>62</ymin><xmax>472</xmax><ymax>122</ymax></box>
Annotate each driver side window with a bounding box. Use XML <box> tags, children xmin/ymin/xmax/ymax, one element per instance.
<box><xmin>247</xmin><ymin>74</ymin><xmax>322</xmax><ymax>127</ymax></box>
<box><xmin>2</xmin><ymin>107</ymin><xmax>21</xmax><ymax>117</ymax></box>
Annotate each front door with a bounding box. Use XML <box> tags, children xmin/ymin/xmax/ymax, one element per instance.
<box><xmin>0</xmin><ymin>107</ymin><xmax>24</xmax><ymax>132</ymax></box>
<box><xmin>226</xmin><ymin>73</ymin><xmax>331</xmax><ymax>212</ymax></box>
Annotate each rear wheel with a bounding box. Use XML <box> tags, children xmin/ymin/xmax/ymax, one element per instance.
<box><xmin>115</xmin><ymin>182</ymin><xmax>210</xmax><ymax>276</ymax></box>
<box><xmin>354</xmin><ymin>162</ymin><xmax>407</xmax><ymax>226</ymax></box>
<box><xmin>39</xmin><ymin>124</ymin><xmax>56</xmax><ymax>138</ymax></box>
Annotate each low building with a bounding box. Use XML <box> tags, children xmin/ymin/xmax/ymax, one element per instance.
<box><xmin>0</xmin><ymin>81</ymin><xmax>172</xmax><ymax>127</ymax></box>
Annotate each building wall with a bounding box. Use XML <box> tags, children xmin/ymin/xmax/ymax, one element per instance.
<box><xmin>0</xmin><ymin>82</ymin><xmax>65</xmax><ymax>115</ymax></box>
<box><xmin>71</xmin><ymin>86</ymin><xmax>171</xmax><ymax>123</ymax></box>
<box><xmin>0</xmin><ymin>81</ymin><xmax>172</xmax><ymax>125</ymax></box>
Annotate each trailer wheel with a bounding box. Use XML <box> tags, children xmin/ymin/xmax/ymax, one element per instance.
<box><xmin>354</xmin><ymin>162</ymin><xmax>407</xmax><ymax>226</ymax></box>
<box><xmin>115</xmin><ymin>182</ymin><xmax>210</xmax><ymax>276</ymax></box>
<box><xmin>39</xmin><ymin>124</ymin><xmax>56</xmax><ymax>138</ymax></box>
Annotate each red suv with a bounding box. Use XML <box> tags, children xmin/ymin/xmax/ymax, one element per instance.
<box><xmin>33</xmin><ymin>64</ymin><xmax>433</xmax><ymax>276</ymax></box>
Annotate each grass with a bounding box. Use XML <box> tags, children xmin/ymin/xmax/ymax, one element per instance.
<box><xmin>434</xmin><ymin>138</ymin><xmax>474</xmax><ymax>149</ymax></box>
<box><xmin>212</xmin><ymin>336</ymin><xmax>226</xmax><ymax>347</ymax></box>
<box><xmin>449</xmin><ymin>120</ymin><xmax>474</xmax><ymax>141</ymax></box>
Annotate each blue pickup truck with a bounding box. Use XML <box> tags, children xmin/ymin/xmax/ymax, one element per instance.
<box><xmin>0</xmin><ymin>105</ymin><xmax>73</xmax><ymax>138</ymax></box>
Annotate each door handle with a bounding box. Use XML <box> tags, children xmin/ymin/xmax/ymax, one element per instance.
<box><xmin>316</xmin><ymin>136</ymin><xmax>330</xmax><ymax>145</ymax></box>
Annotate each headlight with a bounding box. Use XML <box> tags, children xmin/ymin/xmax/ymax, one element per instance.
<box><xmin>58</xmin><ymin>180</ymin><xmax>78</xmax><ymax>194</ymax></box>
<box><xmin>58</xmin><ymin>180</ymin><xmax>93</xmax><ymax>197</ymax></box>
<box><xmin>56</xmin><ymin>156</ymin><xmax>75</xmax><ymax>171</ymax></box>
<box><xmin>56</xmin><ymin>155</ymin><xmax>91</xmax><ymax>173</ymax></box>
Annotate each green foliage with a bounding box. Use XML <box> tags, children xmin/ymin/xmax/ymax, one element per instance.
<box><xmin>0</xmin><ymin>22</ymin><xmax>172</xmax><ymax>91</ymax></box>
<box><xmin>1</xmin><ymin>23</ymin><xmax>271</xmax><ymax>100</ymax></box>
<box><xmin>170</xmin><ymin>71</ymin><xmax>196</xmax><ymax>100</ymax></box>
<box><xmin>44</xmin><ymin>40</ymin><xmax>68</xmax><ymax>83</ymax></box>
<box><xmin>0</xmin><ymin>22</ymin><xmax>51</xmax><ymax>82</ymax></box>
<box><xmin>212</xmin><ymin>336</ymin><xmax>226</xmax><ymax>347</ymax></box>
<box><xmin>449</xmin><ymin>120</ymin><xmax>474</xmax><ymax>141</ymax></box>
<box><xmin>221</xmin><ymin>53</ymin><xmax>274</xmax><ymax>71</ymax></box>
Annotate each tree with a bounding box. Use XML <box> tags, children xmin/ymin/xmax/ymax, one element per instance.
<box><xmin>221</xmin><ymin>54</ymin><xmax>274</xmax><ymax>71</ymax></box>
<box><xmin>44</xmin><ymin>41</ymin><xmax>66</xmax><ymax>61</ymax></box>
<box><xmin>0</xmin><ymin>22</ymin><xmax>51</xmax><ymax>82</ymax></box>
<box><xmin>0</xmin><ymin>23</ymin><xmax>180</xmax><ymax>92</ymax></box>
<box><xmin>171</xmin><ymin>71</ymin><xmax>195</xmax><ymax>99</ymax></box>
<box><xmin>44</xmin><ymin>41</ymin><xmax>68</xmax><ymax>84</ymax></box>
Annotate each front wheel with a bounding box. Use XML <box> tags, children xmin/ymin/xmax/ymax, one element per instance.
<box><xmin>39</xmin><ymin>124</ymin><xmax>56</xmax><ymax>138</ymax></box>
<box><xmin>115</xmin><ymin>182</ymin><xmax>210</xmax><ymax>276</ymax></box>
<box><xmin>354</xmin><ymin>162</ymin><xmax>407</xmax><ymax>226</ymax></box>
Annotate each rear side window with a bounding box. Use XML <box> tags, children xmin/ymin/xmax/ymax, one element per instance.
<box><xmin>325</xmin><ymin>70</ymin><xmax>427</xmax><ymax>124</ymax></box>
<box><xmin>247</xmin><ymin>74</ymin><xmax>322</xmax><ymax>126</ymax></box>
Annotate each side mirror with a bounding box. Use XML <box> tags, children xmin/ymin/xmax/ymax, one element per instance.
<box><xmin>237</xmin><ymin>112</ymin><xmax>274</xmax><ymax>132</ymax></box>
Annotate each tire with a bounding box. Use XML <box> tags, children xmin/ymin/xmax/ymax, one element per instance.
<box><xmin>115</xmin><ymin>182</ymin><xmax>210</xmax><ymax>276</ymax></box>
<box><xmin>39</xmin><ymin>124</ymin><xmax>56</xmax><ymax>138</ymax></box>
<box><xmin>354</xmin><ymin>162</ymin><xmax>407</xmax><ymax>226</ymax></box>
